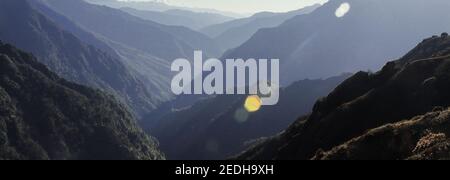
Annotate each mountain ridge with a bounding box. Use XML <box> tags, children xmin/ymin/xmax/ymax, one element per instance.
<box><xmin>224</xmin><ymin>0</ymin><xmax>450</xmax><ymax>85</ymax></box>
<box><xmin>120</xmin><ymin>7</ymin><xmax>233</xmax><ymax>30</ymax></box>
<box><xmin>314</xmin><ymin>106</ymin><xmax>450</xmax><ymax>160</ymax></box>
<box><xmin>0</xmin><ymin>42</ymin><xmax>164</xmax><ymax>160</ymax></box>
<box><xmin>200</xmin><ymin>4</ymin><xmax>320</xmax><ymax>51</ymax></box>
<box><xmin>0</xmin><ymin>0</ymin><xmax>160</xmax><ymax>117</ymax></box>
<box><xmin>85</xmin><ymin>0</ymin><xmax>244</xmax><ymax>18</ymax></box>
<box><xmin>236</xmin><ymin>34</ymin><xmax>450</xmax><ymax>160</ymax></box>
<box><xmin>148</xmin><ymin>74</ymin><xmax>351</xmax><ymax>159</ymax></box>
<box><xmin>43</xmin><ymin>0</ymin><xmax>224</xmax><ymax>60</ymax></box>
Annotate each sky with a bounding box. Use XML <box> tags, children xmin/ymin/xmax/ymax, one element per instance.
<box><xmin>117</xmin><ymin>0</ymin><xmax>329</xmax><ymax>14</ymax></box>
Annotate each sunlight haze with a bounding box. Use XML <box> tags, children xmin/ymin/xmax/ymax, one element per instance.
<box><xmin>117</xmin><ymin>0</ymin><xmax>328</xmax><ymax>14</ymax></box>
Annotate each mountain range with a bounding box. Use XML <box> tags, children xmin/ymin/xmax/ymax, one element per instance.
<box><xmin>237</xmin><ymin>34</ymin><xmax>450</xmax><ymax>160</ymax></box>
<box><xmin>31</xmin><ymin>0</ymin><xmax>174</xmax><ymax>113</ymax></box>
<box><xmin>200</xmin><ymin>4</ymin><xmax>321</xmax><ymax>50</ymax></box>
<box><xmin>0</xmin><ymin>0</ymin><xmax>161</xmax><ymax>117</ymax></box>
<box><xmin>85</xmin><ymin>0</ymin><xmax>245</xmax><ymax>18</ymax></box>
<box><xmin>0</xmin><ymin>42</ymin><xmax>164</xmax><ymax>160</ymax></box>
<box><xmin>26</xmin><ymin>0</ymin><xmax>234</xmax><ymax>117</ymax></box>
<box><xmin>121</xmin><ymin>8</ymin><xmax>234</xmax><ymax>30</ymax></box>
<box><xmin>224</xmin><ymin>0</ymin><xmax>450</xmax><ymax>85</ymax></box>
<box><xmin>147</xmin><ymin>74</ymin><xmax>351</xmax><ymax>159</ymax></box>
<box><xmin>2</xmin><ymin>0</ymin><xmax>450</xmax><ymax>160</ymax></box>
<box><xmin>43</xmin><ymin>0</ymin><xmax>224</xmax><ymax>61</ymax></box>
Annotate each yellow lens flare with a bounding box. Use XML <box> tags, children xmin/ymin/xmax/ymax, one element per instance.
<box><xmin>244</xmin><ymin>95</ymin><xmax>262</xmax><ymax>112</ymax></box>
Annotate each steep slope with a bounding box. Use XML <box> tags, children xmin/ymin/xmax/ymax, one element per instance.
<box><xmin>34</xmin><ymin>0</ymin><xmax>172</xmax><ymax>110</ymax></box>
<box><xmin>148</xmin><ymin>74</ymin><xmax>351</xmax><ymax>159</ymax></box>
<box><xmin>237</xmin><ymin>34</ymin><xmax>450</xmax><ymax>160</ymax></box>
<box><xmin>314</xmin><ymin>107</ymin><xmax>450</xmax><ymax>160</ymax></box>
<box><xmin>29</xmin><ymin>0</ymin><xmax>173</xmax><ymax>107</ymax></box>
<box><xmin>200</xmin><ymin>4</ymin><xmax>320</xmax><ymax>50</ymax></box>
<box><xmin>28</xmin><ymin>0</ymin><xmax>118</xmax><ymax>57</ymax></box>
<box><xmin>0</xmin><ymin>42</ymin><xmax>164</xmax><ymax>160</ymax></box>
<box><xmin>44</xmin><ymin>0</ymin><xmax>223</xmax><ymax>60</ymax></box>
<box><xmin>0</xmin><ymin>0</ymin><xmax>159</xmax><ymax>117</ymax></box>
<box><xmin>224</xmin><ymin>0</ymin><xmax>450</xmax><ymax>85</ymax></box>
<box><xmin>120</xmin><ymin>8</ymin><xmax>233</xmax><ymax>30</ymax></box>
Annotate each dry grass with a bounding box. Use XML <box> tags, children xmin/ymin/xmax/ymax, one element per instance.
<box><xmin>413</xmin><ymin>132</ymin><xmax>447</xmax><ymax>153</ymax></box>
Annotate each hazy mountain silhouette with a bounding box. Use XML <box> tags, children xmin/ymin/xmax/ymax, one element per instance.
<box><xmin>0</xmin><ymin>42</ymin><xmax>164</xmax><ymax>160</ymax></box>
<box><xmin>31</xmin><ymin>0</ymin><xmax>173</xmax><ymax>115</ymax></box>
<box><xmin>200</xmin><ymin>4</ymin><xmax>320</xmax><ymax>50</ymax></box>
<box><xmin>224</xmin><ymin>0</ymin><xmax>450</xmax><ymax>86</ymax></box>
<box><xmin>237</xmin><ymin>34</ymin><xmax>450</xmax><ymax>160</ymax></box>
<box><xmin>120</xmin><ymin>8</ymin><xmax>233</xmax><ymax>30</ymax></box>
<box><xmin>85</xmin><ymin>0</ymin><xmax>244</xmax><ymax>18</ymax></box>
<box><xmin>120</xmin><ymin>7</ymin><xmax>184</xmax><ymax>28</ymax></box>
<box><xmin>44</xmin><ymin>0</ymin><xmax>224</xmax><ymax>61</ymax></box>
<box><xmin>147</xmin><ymin>74</ymin><xmax>351</xmax><ymax>159</ymax></box>
<box><xmin>0</xmin><ymin>0</ymin><xmax>160</xmax><ymax>117</ymax></box>
<box><xmin>87</xmin><ymin>0</ymin><xmax>174</xmax><ymax>12</ymax></box>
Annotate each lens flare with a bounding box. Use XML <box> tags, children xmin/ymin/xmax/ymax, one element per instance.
<box><xmin>234</xmin><ymin>108</ymin><xmax>249</xmax><ymax>123</ymax></box>
<box><xmin>335</xmin><ymin>2</ymin><xmax>351</xmax><ymax>18</ymax></box>
<box><xmin>244</xmin><ymin>95</ymin><xmax>262</xmax><ymax>112</ymax></box>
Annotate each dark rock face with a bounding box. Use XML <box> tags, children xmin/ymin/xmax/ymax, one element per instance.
<box><xmin>237</xmin><ymin>35</ymin><xmax>450</xmax><ymax>160</ymax></box>
<box><xmin>0</xmin><ymin>43</ymin><xmax>164</xmax><ymax>160</ymax></box>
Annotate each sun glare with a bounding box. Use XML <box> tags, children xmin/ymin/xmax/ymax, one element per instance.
<box><xmin>244</xmin><ymin>95</ymin><xmax>262</xmax><ymax>112</ymax></box>
<box><xmin>335</xmin><ymin>2</ymin><xmax>351</xmax><ymax>18</ymax></box>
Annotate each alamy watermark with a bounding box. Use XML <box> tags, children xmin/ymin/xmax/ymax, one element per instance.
<box><xmin>171</xmin><ymin>51</ymin><xmax>279</xmax><ymax>106</ymax></box>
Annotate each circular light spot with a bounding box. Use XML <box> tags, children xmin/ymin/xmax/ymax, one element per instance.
<box><xmin>244</xmin><ymin>95</ymin><xmax>262</xmax><ymax>112</ymax></box>
<box><xmin>234</xmin><ymin>108</ymin><xmax>249</xmax><ymax>123</ymax></box>
<box><xmin>335</xmin><ymin>2</ymin><xmax>351</xmax><ymax>18</ymax></box>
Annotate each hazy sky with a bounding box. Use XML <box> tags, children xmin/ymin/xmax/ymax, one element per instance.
<box><xmin>118</xmin><ymin>0</ymin><xmax>328</xmax><ymax>14</ymax></box>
